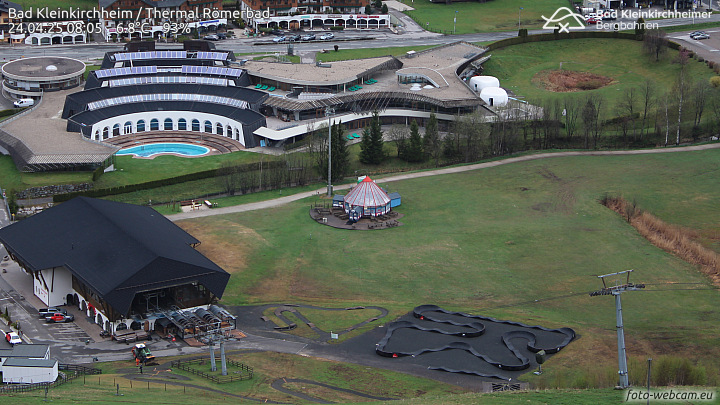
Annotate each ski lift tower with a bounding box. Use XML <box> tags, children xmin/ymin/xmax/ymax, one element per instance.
<box><xmin>589</xmin><ymin>270</ymin><xmax>645</xmax><ymax>389</ymax></box>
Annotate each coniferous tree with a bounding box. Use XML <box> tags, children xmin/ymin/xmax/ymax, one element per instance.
<box><xmin>403</xmin><ymin>120</ymin><xmax>425</xmax><ymax>162</ymax></box>
<box><xmin>423</xmin><ymin>112</ymin><xmax>440</xmax><ymax>166</ymax></box>
<box><xmin>359</xmin><ymin>111</ymin><xmax>386</xmax><ymax>164</ymax></box>
<box><xmin>330</xmin><ymin>121</ymin><xmax>350</xmax><ymax>182</ymax></box>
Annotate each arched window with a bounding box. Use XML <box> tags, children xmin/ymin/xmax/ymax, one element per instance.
<box><xmin>234</xmin><ymin>128</ymin><xmax>240</xmax><ymax>140</ymax></box>
<box><xmin>150</xmin><ymin>118</ymin><xmax>159</xmax><ymax>131</ymax></box>
<box><xmin>226</xmin><ymin>125</ymin><xmax>232</xmax><ymax>137</ymax></box>
<box><xmin>215</xmin><ymin>123</ymin><xmax>222</xmax><ymax>135</ymax></box>
<box><xmin>164</xmin><ymin>118</ymin><xmax>173</xmax><ymax>130</ymax></box>
<box><xmin>137</xmin><ymin>120</ymin><xmax>146</xmax><ymax>132</ymax></box>
<box><xmin>204</xmin><ymin>120</ymin><xmax>212</xmax><ymax>133</ymax></box>
<box><xmin>102</xmin><ymin>127</ymin><xmax>109</xmax><ymax>139</ymax></box>
<box><xmin>178</xmin><ymin>118</ymin><xmax>187</xmax><ymax>131</ymax></box>
<box><xmin>192</xmin><ymin>119</ymin><xmax>200</xmax><ymax>132</ymax></box>
<box><xmin>94</xmin><ymin>130</ymin><xmax>100</xmax><ymax>140</ymax></box>
<box><xmin>112</xmin><ymin>124</ymin><xmax>120</xmax><ymax>136</ymax></box>
<box><xmin>124</xmin><ymin>121</ymin><xmax>132</xmax><ymax>134</ymax></box>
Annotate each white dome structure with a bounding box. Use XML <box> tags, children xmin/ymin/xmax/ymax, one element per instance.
<box><xmin>469</xmin><ymin>76</ymin><xmax>500</xmax><ymax>93</ymax></box>
<box><xmin>479</xmin><ymin>87</ymin><xmax>508</xmax><ymax>107</ymax></box>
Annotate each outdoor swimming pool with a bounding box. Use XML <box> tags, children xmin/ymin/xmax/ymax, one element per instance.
<box><xmin>116</xmin><ymin>143</ymin><xmax>209</xmax><ymax>158</ymax></box>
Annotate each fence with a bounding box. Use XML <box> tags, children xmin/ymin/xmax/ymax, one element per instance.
<box><xmin>0</xmin><ymin>364</ymin><xmax>101</xmax><ymax>394</ymax></box>
<box><xmin>170</xmin><ymin>358</ymin><xmax>253</xmax><ymax>384</ymax></box>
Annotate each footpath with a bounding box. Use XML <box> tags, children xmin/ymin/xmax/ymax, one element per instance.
<box><xmin>167</xmin><ymin>143</ymin><xmax>720</xmax><ymax>221</ymax></box>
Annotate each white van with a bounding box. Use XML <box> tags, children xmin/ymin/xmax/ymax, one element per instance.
<box><xmin>13</xmin><ymin>98</ymin><xmax>34</xmax><ymax>108</ymax></box>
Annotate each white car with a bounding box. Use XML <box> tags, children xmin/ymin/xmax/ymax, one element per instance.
<box><xmin>272</xmin><ymin>35</ymin><xmax>286</xmax><ymax>43</ymax></box>
<box><xmin>4</xmin><ymin>330</ymin><xmax>21</xmax><ymax>345</ymax></box>
<box><xmin>13</xmin><ymin>98</ymin><xmax>34</xmax><ymax>108</ymax></box>
<box><xmin>320</xmin><ymin>33</ymin><xmax>334</xmax><ymax>40</ymax></box>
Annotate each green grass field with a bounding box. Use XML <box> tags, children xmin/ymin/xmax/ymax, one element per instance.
<box><xmin>482</xmin><ymin>38</ymin><xmax>713</xmax><ymax>110</ymax></box>
<box><xmin>176</xmin><ymin>148</ymin><xmax>720</xmax><ymax>386</ymax></box>
<box><xmin>405</xmin><ymin>0</ymin><xmax>571</xmax><ymax>34</ymax></box>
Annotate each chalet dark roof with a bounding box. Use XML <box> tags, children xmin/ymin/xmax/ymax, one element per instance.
<box><xmin>0</xmin><ymin>198</ymin><xmax>230</xmax><ymax>317</ymax></box>
<box><xmin>0</xmin><ymin>0</ymin><xmax>21</xmax><ymax>13</ymax></box>
<box><xmin>99</xmin><ymin>0</ymin><xmax>182</xmax><ymax>8</ymax></box>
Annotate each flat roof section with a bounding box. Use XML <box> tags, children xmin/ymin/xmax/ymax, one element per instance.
<box><xmin>2</xmin><ymin>57</ymin><xmax>86</xmax><ymax>81</ymax></box>
<box><xmin>244</xmin><ymin>56</ymin><xmax>398</xmax><ymax>87</ymax></box>
<box><xmin>0</xmin><ymin>90</ymin><xmax>118</xmax><ymax>163</ymax></box>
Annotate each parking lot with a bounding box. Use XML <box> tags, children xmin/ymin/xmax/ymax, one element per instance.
<box><xmin>670</xmin><ymin>29</ymin><xmax>720</xmax><ymax>62</ymax></box>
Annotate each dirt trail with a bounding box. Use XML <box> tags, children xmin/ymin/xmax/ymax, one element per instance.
<box><xmin>168</xmin><ymin>143</ymin><xmax>720</xmax><ymax>221</ymax></box>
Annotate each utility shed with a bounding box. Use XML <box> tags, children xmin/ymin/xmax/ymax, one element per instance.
<box><xmin>2</xmin><ymin>358</ymin><xmax>58</xmax><ymax>384</ymax></box>
<box><xmin>387</xmin><ymin>192</ymin><xmax>402</xmax><ymax>208</ymax></box>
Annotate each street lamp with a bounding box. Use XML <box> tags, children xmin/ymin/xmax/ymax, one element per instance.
<box><xmin>453</xmin><ymin>10</ymin><xmax>458</xmax><ymax>35</ymax></box>
<box><xmin>518</xmin><ymin>7</ymin><xmax>523</xmax><ymax>29</ymax></box>
<box><xmin>325</xmin><ymin>107</ymin><xmax>335</xmax><ymax>196</ymax></box>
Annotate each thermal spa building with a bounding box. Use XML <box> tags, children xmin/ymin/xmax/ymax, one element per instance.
<box><xmin>62</xmin><ymin>40</ymin><xmax>269</xmax><ymax>148</ymax></box>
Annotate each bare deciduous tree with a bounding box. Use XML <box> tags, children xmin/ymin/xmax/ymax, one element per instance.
<box><xmin>643</xmin><ymin>29</ymin><xmax>668</xmax><ymax>62</ymax></box>
<box><xmin>639</xmin><ymin>80</ymin><xmax>656</xmax><ymax>141</ymax></box>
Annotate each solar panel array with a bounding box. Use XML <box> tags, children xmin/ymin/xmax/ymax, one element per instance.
<box><xmin>87</xmin><ymin>93</ymin><xmax>249</xmax><ymax>111</ymax></box>
<box><xmin>114</xmin><ymin>51</ymin><xmax>187</xmax><ymax>61</ymax></box>
<box><xmin>181</xmin><ymin>65</ymin><xmax>243</xmax><ymax>77</ymax></box>
<box><xmin>196</xmin><ymin>51</ymin><xmax>230</xmax><ymax>60</ymax></box>
<box><xmin>108</xmin><ymin>76</ymin><xmax>229</xmax><ymax>87</ymax></box>
<box><xmin>95</xmin><ymin>66</ymin><xmax>158</xmax><ymax>79</ymax></box>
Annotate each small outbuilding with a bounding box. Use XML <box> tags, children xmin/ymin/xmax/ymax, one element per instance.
<box><xmin>343</xmin><ymin>176</ymin><xmax>391</xmax><ymax>217</ymax></box>
<box><xmin>469</xmin><ymin>75</ymin><xmax>500</xmax><ymax>93</ymax></box>
<box><xmin>388</xmin><ymin>192</ymin><xmax>402</xmax><ymax>208</ymax></box>
<box><xmin>1</xmin><ymin>358</ymin><xmax>58</xmax><ymax>384</ymax></box>
<box><xmin>479</xmin><ymin>86</ymin><xmax>508</xmax><ymax>107</ymax></box>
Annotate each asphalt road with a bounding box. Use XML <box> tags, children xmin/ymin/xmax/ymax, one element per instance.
<box><xmin>1</xmin><ymin>11</ymin><xmax>719</xmax><ymax>61</ymax></box>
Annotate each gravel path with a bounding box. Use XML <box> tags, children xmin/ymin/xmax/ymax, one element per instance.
<box><xmin>167</xmin><ymin>143</ymin><xmax>720</xmax><ymax>222</ymax></box>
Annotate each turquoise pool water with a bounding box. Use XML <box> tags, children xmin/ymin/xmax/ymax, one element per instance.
<box><xmin>116</xmin><ymin>143</ymin><xmax>209</xmax><ymax>158</ymax></box>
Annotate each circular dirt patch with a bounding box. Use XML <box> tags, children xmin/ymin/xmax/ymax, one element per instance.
<box><xmin>533</xmin><ymin>69</ymin><xmax>614</xmax><ymax>92</ymax></box>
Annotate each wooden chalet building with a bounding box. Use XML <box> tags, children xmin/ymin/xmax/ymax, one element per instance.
<box><xmin>0</xmin><ymin>197</ymin><xmax>231</xmax><ymax>336</ymax></box>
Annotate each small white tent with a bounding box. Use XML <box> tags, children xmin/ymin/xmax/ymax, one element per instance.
<box><xmin>479</xmin><ymin>87</ymin><xmax>508</xmax><ymax>107</ymax></box>
<box><xmin>469</xmin><ymin>76</ymin><xmax>500</xmax><ymax>93</ymax></box>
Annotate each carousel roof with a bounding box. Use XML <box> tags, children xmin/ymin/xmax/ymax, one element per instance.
<box><xmin>343</xmin><ymin>176</ymin><xmax>390</xmax><ymax>208</ymax></box>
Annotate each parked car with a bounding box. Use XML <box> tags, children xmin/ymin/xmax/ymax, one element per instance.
<box><xmin>689</xmin><ymin>31</ymin><xmax>705</xmax><ymax>38</ymax></box>
<box><xmin>268</xmin><ymin>29</ymin><xmax>282</xmax><ymax>35</ymax></box>
<box><xmin>38</xmin><ymin>307</ymin><xmax>66</xmax><ymax>318</ymax></box>
<box><xmin>272</xmin><ymin>35</ymin><xmax>286</xmax><ymax>43</ymax></box>
<box><xmin>288</xmin><ymin>34</ymin><xmax>302</xmax><ymax>42</ymax></box>
<box><xmin>301</xmin><ymin>34</ymin><xmax>316</xmax><ymax>41</ymax></box>
<box><xmin>585</xmin><ymin>17</ymin><xmax>600</xmax><ymax>24</ymax></box>
<box><xmin>203</xmin><ymin>34</ymin><xmax>219</xmax><ymax>41</ymax></box>
<box><xmin>217</xmin><ymin>32</ymin><xmax>227</xmax><ymax>39</ymax></box>
<box><xmin>4</xmin><ymin>330</ymin><xmax>21</xmax><ymax>345</ymax></box>
<box><xmin>13</xmin><ymin>98</ymin><xmax>34</xmax><ymax>108</ymax></box>
<box><xmin>45</xmin><ymin>313</ymin><xmax>74</xmax><ymax>323</ymax></box>
<box><xmin>320</xmin><ymin>33</ymin><xmax>335</xmax><ymax>40</ymax></box>
<box><xmin>692</xmin><ymin>32</ymin><xmax>710</xmax><ymax>40</ymax></box>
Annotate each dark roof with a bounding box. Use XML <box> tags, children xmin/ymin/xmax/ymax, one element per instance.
<box><xmin>0</xmin><ymin>344</ymin><xmax>49</xmax><ymax>358</ymax></box>
<box><xmin>64</xmin><ymin>83</ymin><xmax>266</xmax><ymax>116</ymax></box>
<box><xmin>0</xmin><ymin>0</ymin><xmax>22</xmax><ymax>13</ymax></box>
<box><xmin>3</xmin><ymin>358</ymin><xmax>57</xmax><ymax>368</ymax></box>
<box><xmin>0</xmin><ymin>198</ymin><xmax>230</xmax><ymax>317</ymax></box>
<box><xmin>66</xmin><ymin>101</ymin><xmax>266</xmax><ymax>134</ymax></box>
<box><xmin>388</xmin><ymin>192</ymin><xmax>401</xmax><ymax>200</ymax></box>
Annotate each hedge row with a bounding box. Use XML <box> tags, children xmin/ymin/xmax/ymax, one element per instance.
<box><xmin>486</xmin><ymin>31</ymin><xmax>642</xmax><ymax>51</ymax></box>
<box><xmin>52</xmin><ymin>160</ymin><xmax>286</xmax><ymax>203</ymax></box>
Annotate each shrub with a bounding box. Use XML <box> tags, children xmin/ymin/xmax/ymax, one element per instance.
<box><xmin>709</xmin><ymin>76</ymin><xmax>720</xmax><ymax>88</ymax></box>
<box><xmin>330</xmin><ymin>26</ymin><xmax>344</xmax><ymax>30</ymax></box>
